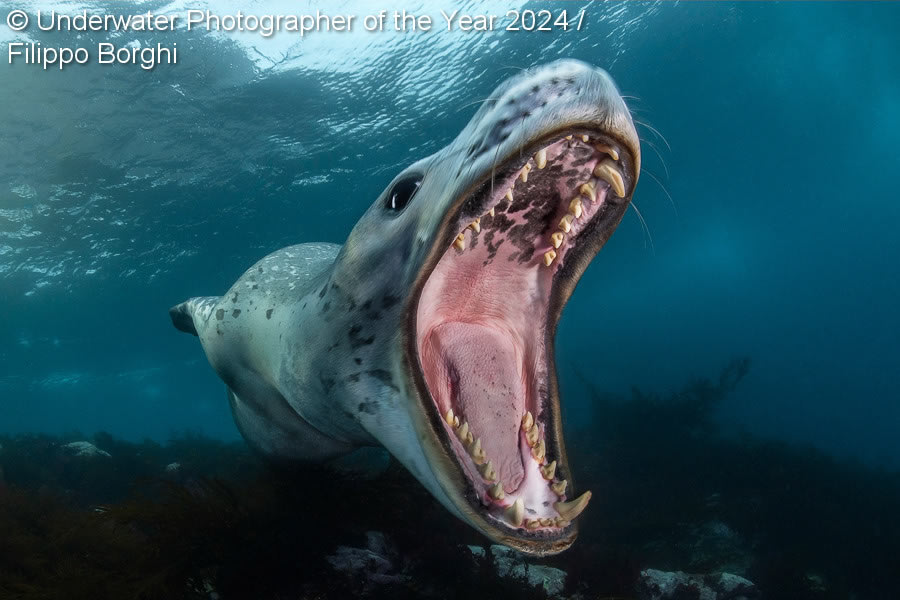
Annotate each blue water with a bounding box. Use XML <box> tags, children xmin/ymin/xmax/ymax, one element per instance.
<box><xmin>1</xmin><ymin>0</ymin><xmax>898</xmax><ymax>469</ymax></box>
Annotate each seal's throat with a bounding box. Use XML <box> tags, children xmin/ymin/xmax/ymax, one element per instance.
<box><xmin>416</xmin><ymin>133</ymin><xmax>626</xmax><ymax>531</ymax></box>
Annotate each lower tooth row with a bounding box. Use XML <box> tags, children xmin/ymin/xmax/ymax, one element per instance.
<box><xmin>521</xmin><ymin>411</ymin><xmax>568</xmax><ymax>497</ymax></box>
<box><xmin>445</xmin><ymin>409</ymin><xmax>492</xmax><ymax>475</ymax></box>
<box><xmin>440</xmin><ymin>407</ymin><xmax>590</xmax><ymax>529</ymax></box>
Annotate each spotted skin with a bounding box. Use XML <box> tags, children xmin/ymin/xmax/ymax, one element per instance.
<box><xmin>170</xmin><ymin>60</ymin><xmax>640</xmax><ymax>556</ymax></box>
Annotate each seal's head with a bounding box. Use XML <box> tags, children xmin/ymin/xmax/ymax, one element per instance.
<box><xmin>335</xmin><ymin>60</ymin><xmax>639</xmax><ymax>555</ymax></box>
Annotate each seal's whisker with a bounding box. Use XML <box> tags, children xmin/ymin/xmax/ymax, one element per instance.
<box><xmin>643</xmin><ymin>168</ymin><xmax>678</xmax><ymax>220</ymax></box>
<box><xmin>630</xmin><ymin>201</ymin><xmax>655</xmax><ymax>254</ymax></box>
<box><xmin>498</xmin><ymin>63</ymin><xmax>528</xmax><ymax>74</ymax></box>
<box><xmin>457</xmin><ymin>95</ymin><xmax>503</xmax><ymax>112</ymax></box>
<box><xmin>490</xmin><ymin>137</ymin><xmax>503</xmax><ymax>198</ymax></box>
<box><xmin>641</xmin><ymin>137</ymin><xmax>669</xmax><ymax>181</ymax></box>
<box><xmin>634</xmin><ymin>119</ymin><xmax>671</xmax><ymax>152</ymax></box>
<box><xmin>518</xmin><ymin>115</ymin><xmax>528</xmax><ymax>160</ymax></box>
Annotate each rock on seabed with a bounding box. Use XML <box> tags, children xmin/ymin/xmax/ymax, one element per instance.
<box><xmin>468</xmin><ymin>544</ymin><xmax>567</xmax><ymax>597</ymax></box>
<box><xmin>62</xmin><ymin>441</ymin><xmax>111</xmax><ymax>458</ymax></box>
<box><xmin>638</xmin><ymin>568</ymin><xmax>758</xmax><ymax>600</ymax></box>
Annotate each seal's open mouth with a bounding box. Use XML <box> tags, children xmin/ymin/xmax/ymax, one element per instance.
<box><xmin>413</xmin><ymin>129</ymin><xmax>635</xmax><ymax>541</ymax></box>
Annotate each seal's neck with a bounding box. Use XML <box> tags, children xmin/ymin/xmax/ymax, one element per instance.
<box><xmin>278</xmin><ymin>265</ymin><xmax>400</xmax><ymax>448</ymax></box>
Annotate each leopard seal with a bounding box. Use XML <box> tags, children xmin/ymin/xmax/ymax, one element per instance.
<box><xmin>170</xmin><ymin>59</ymin><xmax>640</xmax><ymax>556</ymax></box>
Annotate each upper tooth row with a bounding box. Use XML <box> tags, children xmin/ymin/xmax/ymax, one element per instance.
<box><xmin>542</xmin><ymin>157</ymin><xmax>625</xmax><ymax>268</ymax></box>
<box><xmin>453</xmin><ymin>217</ymin><xmax>482</xmax><ymax>251</ymax></box>
<box><xmin>454</xmin><ymin>139</ymin><xmax>624</xmax><ymax>272</ymax></box>
<box><xmin>567</xmin><ymin>134</ymin><xmax>621</xmax><ymax>162</ymax></box>
<box><xmin>594</xmin><ymin>159</ymin><xmax>625</xmax><ymax>197</ymax></box>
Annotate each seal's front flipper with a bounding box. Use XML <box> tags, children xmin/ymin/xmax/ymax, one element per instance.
<box><xmin>227</xmin><ymin>387</ymin><xmax>356</xmax><ymax>462</ymax></box>
<box><xmin>169</xmin><ymin>296</ymin><xmax>220</xmax><ymax>337</ymax></box>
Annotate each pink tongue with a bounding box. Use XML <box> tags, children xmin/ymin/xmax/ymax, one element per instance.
<box><xmin>434</xmin><ymin>322</ymin><xmax>525</xmax><ymax>491</ymax></box>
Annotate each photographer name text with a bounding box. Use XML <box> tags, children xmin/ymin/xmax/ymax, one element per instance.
<box><xmin>5</xmin><ymin>8</ymin><xmax>586</xmax><ymax>71</ymax></box>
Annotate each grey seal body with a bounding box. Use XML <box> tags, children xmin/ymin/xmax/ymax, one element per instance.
<box><xmin>172</xmin><ymin>60</ymin><xmax>641</xmax><ymax>555</ymax></box>
<box><xmin>172</xmin><ymin>242</ymin><xmax>360</xmax><ymax>462</ymax></box>
<box><xmin>172</xmin><ymin>237</ymin><xmax>448</xmax><ymax>493</ymax></box>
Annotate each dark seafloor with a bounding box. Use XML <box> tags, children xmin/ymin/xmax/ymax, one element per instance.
<box><xmin>1</xmin><ymin>1</ymin><xmax>899</xmax><ymax>599</ymax></box>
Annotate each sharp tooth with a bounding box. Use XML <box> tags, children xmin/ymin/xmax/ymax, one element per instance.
<box><xmin>568</xmin><ymin>197</ymin><xmax>583</xmax><ymax>219</ymax></box>
<box><xmin>593</xmin><ymin>159</ymin><xmax>626</xmax><ymax>197</ymax></box>
<box><xmin>535</xmin><ymin>148</ymin><xmax>547</xmax><ymax>169</ymax></box>
<box><xmin>505</xmin><ymin>498</ymin><xmax>525</xmax><ymax>527</ymax></box>
<box><xmin>453</xmin><ymin>232</ymin><xmax>466</xmax><ymax>251</ymax></box>
<box><xmin>489</xmin><ymin>207</ymin><xmax>496</xmax><ymax>217</ymax></box>
<box><xmin>558</xmin><ymin>214</ymin><xmax>573</xmax><ymax>233</ymax></box>
<box><xmin>532</xmin><ymin>439</ymin><xmax>546</xmax><ymax>463</ymax></box>
<box><xmin>453</xmin><ymin>416</ymin><xmax>460</xmax><ymax>428</ymax></box>
<box><xmin>540</xmin><ymin>460</ymin><xmax>557</xmax><ymax>481</ymax></box>
<box><xmin>520</xmin><ymin>167</ymin><xmax>529</xmax><ymax>183</ymax></box>
<box><xmin>469</xmin><ymin>218</ymin><xmax>481</xmax><ymax>233</ymax></box>
<box><xmin>489</xmin><ymin>483</ymin><xmax>505</xmax><ymax>500</ymax></box>
<box><xmin>581</xmin><ymin>134</ymin><xmax>589</xmax><ymax>143</ymax></box>
<box><xmin>471</xmin><ymin>438</ymin><xmax>486</xmax><ymax>464</ymax></box>
<box><xmin>550</xmin><ymin>231</ymin><xmax>564</xmax><ymax>249</ymax></box>
<box><xmin>579</xmin><ymin>182</ymin><xmax>596</xmax><ymax>202</ymax></box>
<box><xmin>525</xmin><ymin>519</ymin><xmax>541</xmax><ymax>530</ymax></box>
<box><xmin>551</xmin><ymin>479</ymin><xmax>568</xmax><ymax>496</ymax></box>
<box><xmin>555</xmin><ymin>518</ymin><xmax>570</xmax><ymax>528</ymax></box>
<box><xmin>458</xmin><ymin>421</ymin><xmax>469</xmax><ymax>441</ymax></box>
<box><xmin>505</xmin><ymin>188</ymin><xmax>513</xmax><ymax>202</ymax></box>
<box><xmin>593</xmin><ymin>143</ymin><xmax>620</xmax><ymax>161</ymax></box>
<box><xmin>521</xmin><ymin>411</ymin><xmax>534</xmax><ymax>431</ymax></box>
<box><xmin>555</xmin><ymin>491</ymin><xmax>591</xmax><ymax>520</ymax></box>
<box><xmin>444</xmin><ymin>409</ymin><xmax>455</xmax><ymax>426</ymax></box>
<box><xmin>565</xmin><ymin>135</ymin><xmax>573</xmax><ymax>141</ymax></box>
<box><xmin>539</xmin><ymin>518</ymin><xmax>553</xmax><ymax>527</ymax></box>
<box><xmin>479</xmin><ymin>460</ymin><xmax>497</xmax><ymax>482</ymax></box>
<box><xmin>465</xmin><ymin>430</ymin><xmax>474</xmax><ymax>446</ymax></box>
<box><xmin>543</xmin><ymin>249</ymin><xmax>557</xmax><ymax>267</ymax></box>
<box><xmin>525</xmin><ymin>423</ymin><xmax>540</xmax><ymax>447</ymax></box>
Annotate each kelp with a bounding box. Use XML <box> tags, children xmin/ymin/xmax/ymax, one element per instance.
<box><xmin>0</xmin><ymin>435</ymin><xmax>548</xmax><ymax>599</ymax></box>
<box><xmin>567</xmin><ymin>357</ymin><xmax>900</xmax><ymax>600</ymax></box>
<box><xmin>1</xmin><ymin>359</ymin><xmax>898</xmax><ymax>599</ymax></box>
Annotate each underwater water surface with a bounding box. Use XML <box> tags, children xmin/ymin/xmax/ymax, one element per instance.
<box><xmin>1</xmin><ymin>1</ymin><xmax>899</xmax><ymax>599</ymax></box>
<box><xmin>2</xmin><ymin>0</ymin><xmax>897</xmax><ymax>462</ymax></box>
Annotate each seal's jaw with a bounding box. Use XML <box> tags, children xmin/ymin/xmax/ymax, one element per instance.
<box><xmin>409</xmin><ymin>127</ymin><xmax>637</xmax><ymax>555</ymax></box>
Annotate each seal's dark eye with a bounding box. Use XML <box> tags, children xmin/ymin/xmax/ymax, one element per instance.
<box><xmin>385</xmin><ymin>175</ymin><xmax>422</xmax><ymax>212</ymax></box>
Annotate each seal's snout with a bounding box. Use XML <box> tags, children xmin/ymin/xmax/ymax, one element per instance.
<box><xmin>460</xmin><ymin>60</ymin><xmax>640</xmax><ymax>189</ymax></box>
